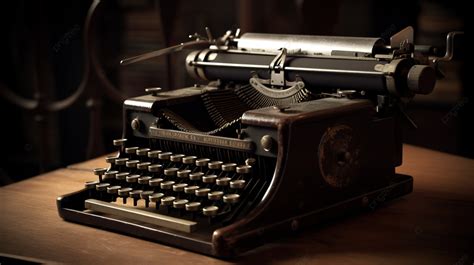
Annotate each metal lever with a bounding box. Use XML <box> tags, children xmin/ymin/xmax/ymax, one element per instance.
<box><xmin>426</xmin><ymin>31</ymin><xmax>463</xmax><ymax>79</ymax></box>
<box><xmin>269</xmin><ymin>48</ymin><xmax>287</xmax><ymax>87</ymax></box>
<box><xmin>120</xmin><ymin>39</ymin><xmax>210</xmax><ymax>66</ymax></box>
<box><xmin>431</xmin><ymin>31</ymin><xmax>464</xmax><ymax>65</ymax></box>
<box><xmin>205</xmin><ymin>27</ymin><xmax>213</xmax><ymax>41</ymax></box>
<box><xmin>120</xmin><ymin>27</ymin><xmax>237</xmax><ymax>66</ymax></box>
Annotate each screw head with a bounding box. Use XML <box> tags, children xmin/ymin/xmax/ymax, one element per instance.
<box><xmin>131</xmin><ymin>118</ymin><xmax>141</xmax><ymax>131</ymax></box>
<box><xmin>260</xmin><ymin>135</ymin><xmax>274</xmax><ymax>152</ymax></box>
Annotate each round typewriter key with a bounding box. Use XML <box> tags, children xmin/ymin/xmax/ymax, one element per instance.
<box><xmin>203</xmin><ymin>206</ymin><xmax>219</xmax><ymax>216</ymax></box>
<box><xmin>94</xmin><ymin>168</ymin><xmax>107</xmax><ymax>182</ymax></box>
<box><xmin>208</xmin><ymin>191</ymin><xmax>224</xmax><ymax>201</ymax></box>
<box><xmin>160</xmin><ymin>180</ymin><xmax>175</xmax><ymax>190</ymax></box>
<box><xmin>118</xmin><ymin>187</ymin><xmax>132</xmax><ymax>204</ymax></box>
<box><xmin>126</xmin><ymin>160</ymin><xmax>139</xmax><ymax>168</ymax></box>
<box><xmin>189</xmin><ymin>172</ymin><xmax>204</xmax><ymax>181</ymax></box>
<box><xmin>129</xmin><ymin>190</ymin><xmax>143</xmax><ymax>199</ymax></box>
<box><xmin>216</xmin><ymin>177</ymin><xmax>231</xmax><ymax>186</ymax></box>
<box><xmin>222</xmin><ymin>163</ymin><xmax>237</xmax><ymax>172</ymax></box>
<box><xmin>93</xmin><ymin>167</ymin><xmax>107</xmax><ymax>176</ymax></box>
<box><xmin>149</xmin><ymin>192</ymin><xmax>164</xmax><ymax>202</ymax></box>
<box><xmin>182</xmin><ymin>156</ymin><xmax>197</xmax><ymax>164</ymax></box>
<box><xmin>136</xmin><ymin>148</ymin><xmax>150</xmax><ymax>156</ymax></box>
<box><xmin>113</xmin><ymin>138</ymin><xmax>127</xmax><ymax>146</ymax></box>
<box><xmin>196</xmin><ymin>158</ymin><xmax>210</xmax><ymax>167</ymax></box>
<box><xmin>140</xmin><ymin>190</ymin><xmax>154</xmax><ymax>207</ymax></box>
<box><xmin>149</xmin><ymin>178</ymin><xmax>163</xmax><ymax>187</ymax></box>
<box><xmin>93</xmin><ymin>167</ymin><xmax>107</xmax><ymax>174</ymax></box>
<box><xmin>173</xmin><ymin>183</ymin><xmax>188</xmax><ymax>192</ymax></box>
<box><xmin>170</xmin><ymin>154</ymin><xmax>185</xmax><ymax>162</ymax></box>
<box><xmin>140</xmin><ymin>190</ymin><xmax>154</xmax><ymax>199</ymax></box>
<box><xmin>130</xmin><ymin>190</ymin><xmax>143</xmax><ymax>206</ymax></box>
<box><xmin>245</xmin><ymin>158</ymin><xmax>256</xmax><ymax>166</ymax></box>
<box><xmin>202</xmin><ymin>174</ymin><xmax>217</xmax><ymax>183</ymax></box>
<box><xmin>236</xmin><ymin>165</ymin><xmax>252</xmax><ymax>174</ymax></box>
<box><xmin>147</xmin><ymin>150</ymin><xmax>162</xmax><ymax>158</ymax></box>
<box><xmin>173</xmin><ymin>199</ymin><xmax>189</xmax><ymax>209</ymax></box>
<box><xmin>115</xmin><ymin>172</ymin><xmax>129</xmax><ymax>180</ymax></box>
<box><xmin>185</xmin><ymin>202</ymin><xmax>201</xmax><ymax>212</ymax></box>
<box><xmin>235</xmin><ymin>165</ymin><xmax>252</xmax><ymax>174</ymax></box>
<box><xmin>105</xmin><ymin>155</ymin><xmax>118</xmax><ymax>164</ymax></box>
<box><xmin>85</xmin><ymin>180</ymin><xmax>99</xmax><ymax>189</ymax></box>
<box><xmin>115</xmin><ymin>158</ymin><xmax>129</xmax><ymax>166</ymax></box>
<box><xmin>126</xmin><ymin>174</ymin><xmax>140</xmax><ymax>183</ymax></box>
<box><xmin>177</xmin><ymin>170</ymin><xmax>191</xmax><ymax>179</ymax></box>
<box><xmin>164</xmin><ymin>167</ymin><xmax>179</xmax><ymax>176</ymax></box>
<box><xmin>138</xmin><ymin>176</ymin><xmax>152</xmax><ymax>184</ymax></box>
<box><xmin>148</xmin><ymin>164</ymin><xmax>163</xmax><ymax>173</ymax></box>
<box><xmin>161</xmin><ymin>196</ymin><xmax>176</xmax><ymax>206</ymax></box>
<box><xmin>137</xmin><ymin>162</ymin><xmax>151</xmax><ymax>170</ymax></box>
<box><xmin>118</xmin><ymin>187</ymin><xmax>133</xmax><ymax>196</ymax></box>
<box><xmin>184</xmin><ymin>185</ymin><xmax>199</xmax><ymax>194</ymax></box>
<box><xmin>223</xmin><ymin>193</ymin><xmax>240</xmax><ymax>204</ymax></box>
<box><xmin>158</xmin><ymin>152</ymin><xmax>172</xmax><ymax>160</ymax></box>
<box><xmin>230</xmin><ymin>179</ymin><xmax>246</xmax><ymax>189</ymax></box>
<box><xmin>125</xmin><ymin>147</ymin><xmax>139</xmax><ymax>154</ymax></box>
<box><xmin>195</xmin><ymin>188</ymin><xmax>211</xmax><ymax>197</ymax></box>
<box><xmin>208</xmin><ymin>161</ymin><xmax>223</xmax><ymax>169</ymax></box>
<box><xmin>107</xmin><ymin>185</ymin><xmax>121</xmax><ymax>194</ymax></box>
<box><xmin>103</xmin><ymin>170</ymin><xmax>118</xmax><ymax>180</ymax></box>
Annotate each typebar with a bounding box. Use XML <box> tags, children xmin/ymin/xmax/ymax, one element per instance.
<box><xmin>84</xmin><ymin>199</ymin><xmax>197</xmax><ymax>233</ymax></box>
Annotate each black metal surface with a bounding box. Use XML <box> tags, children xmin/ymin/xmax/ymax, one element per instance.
<box><xmin>200</xmin><ymin>52</ymin><xmax>388</xmax><ymax>92</ymax></box>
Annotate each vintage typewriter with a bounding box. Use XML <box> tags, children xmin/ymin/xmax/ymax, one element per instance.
<box><xmin>57</xmin><ymin>27</ymin><xmax>462</xmax><ymax>257</ymax></box>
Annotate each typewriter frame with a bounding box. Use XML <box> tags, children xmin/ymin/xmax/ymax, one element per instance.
<box><xmin>58</xmin><ymin>86</ymin><xmax>413</xmax><ymax>257</ymax></box>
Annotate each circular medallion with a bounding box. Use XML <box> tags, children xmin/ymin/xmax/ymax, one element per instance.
<box><xmin>318</xmin><ymin>124</ymin><xmax>360</xmax><ymax>188</ymax></box>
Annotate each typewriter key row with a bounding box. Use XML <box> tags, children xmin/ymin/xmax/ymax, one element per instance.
<box><xmin>85</xmin><ymin>139</ymin><xmax>257</xmax><ymax>220</ymax></box>
<box><xmin>88</xmin><ymin>179</ymin><xmax>242</xmax><ymax>211</ymax></box>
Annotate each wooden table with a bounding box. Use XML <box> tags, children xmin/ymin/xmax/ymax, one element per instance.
<box><xmin>1</xmin><ymin>145</ymin><xmax>473</xmax><ymax>264</ymax></box>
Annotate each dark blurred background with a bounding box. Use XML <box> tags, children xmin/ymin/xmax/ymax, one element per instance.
<box><xmin>0</xmin><ymin>0</ymin><xmax>468</xmax><ymax>185</ymax></box>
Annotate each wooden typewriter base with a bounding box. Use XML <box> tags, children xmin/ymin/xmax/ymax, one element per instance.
<box><xmin>57</xmin><ymin>174</ymin><xmax>412</xmax><ymax>258</ymax></box>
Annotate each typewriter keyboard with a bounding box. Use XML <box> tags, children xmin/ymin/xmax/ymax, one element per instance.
<box><xmin>83</xmin><ymin>138</ymin><xmax>268</xmax><ymax>233</ymax></box>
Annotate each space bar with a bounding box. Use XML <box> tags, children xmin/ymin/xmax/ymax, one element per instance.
<box><xmin>84</xmin><ymin>199</ymin><xmax>197</xmax><ymax>233</ymax></box>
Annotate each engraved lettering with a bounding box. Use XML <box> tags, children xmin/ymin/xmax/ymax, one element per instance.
<box><xmin>149</xmin><ymin>127</ymin><xmax>253</xmax><ymax>151</ymax></box>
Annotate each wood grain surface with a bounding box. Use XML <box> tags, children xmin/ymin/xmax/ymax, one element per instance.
<box><xmin>1</xmin><ymin>145</ymin><xmax>473</xmax><ymax>265</ymax></box>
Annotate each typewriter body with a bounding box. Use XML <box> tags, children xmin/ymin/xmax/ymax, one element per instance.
<box><xmin>57</xmin><ymin>27</ymin><xmax>461</xmax><ymax>257</ymax></box>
